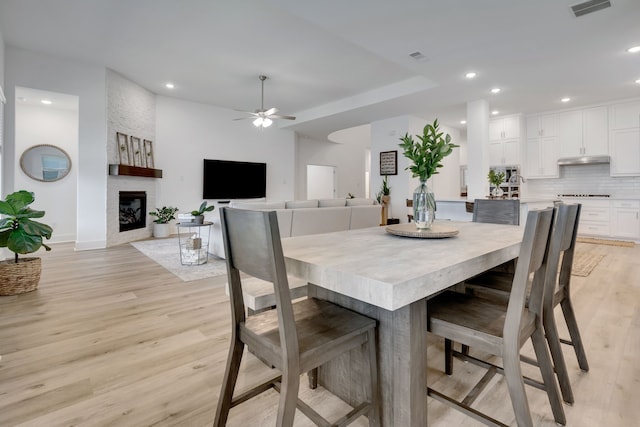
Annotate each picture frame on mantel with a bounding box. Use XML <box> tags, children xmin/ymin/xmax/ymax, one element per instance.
<box><xmin>130</xmin><ymin>136</ymin><xmax>143</xmax><ymax>167</ymax></box>
<box><xmin>116</xmin><ymin>132</ymin><xmax>130</xmax><ymax>165</ymax></box>
<box><xmin>380</xmin><ymin>150</ymin><xmax>397</xmax><ymax>175</ymax></box>
<box><xmin>143</xmin><ymin>139</ymin><xmax>154</xmax><ymax>168</ymax></box>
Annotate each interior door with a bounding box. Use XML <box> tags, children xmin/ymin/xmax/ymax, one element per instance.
<box><xmin>306</xmin><ymin>164</ymin><xmax>336</xmax><ymax>199</ymax></box>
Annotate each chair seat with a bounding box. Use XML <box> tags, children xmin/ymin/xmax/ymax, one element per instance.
<box><xmin>428</xmin><ymin>291</ymin><xmax>536</xmax><ymax>355</ymax></box>
<box><xmin>241</xmin><ymin>297</ymin><xmax>376</xmax><ymax>373</ymax></box>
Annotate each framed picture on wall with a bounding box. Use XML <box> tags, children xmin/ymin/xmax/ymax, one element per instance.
<box><xmin>116</xmin><ymin>132</ymin><xmax>130</xmax><ymax>165</ymax></box>
<box><xmin>380</xmin><ymin>150</ymin><xmax>397</xmax><ymax>175</ymax></box>
<box><xmin>143</xmin><ymin>139</ymin><xmax>154</xmax><ymax>168</ymax></box>
<box><xmin>130</xmin><ymin>136</ymin><xmax>143</xmax><ymax>167</ymax></box>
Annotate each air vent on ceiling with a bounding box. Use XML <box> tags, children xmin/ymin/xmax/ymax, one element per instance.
<box><xmin>571</xmin><ymin>0</ymin><xmax>611</xmax><ymax>17</ymax></box>
<box><xmin>409</xmin><ymin>51</ymin><xmax>428</xmax><ymax>62</ymax></box>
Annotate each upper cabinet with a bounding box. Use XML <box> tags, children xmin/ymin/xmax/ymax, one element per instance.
<box><xmin>526</xmin><ymin>114</ymin><xmax>556</xmax><ymax>139</ymax></box>
<box><xmin>557</xmin><ymin>106</ymin><xmax>608</xmax><ymax>158</ymax></box>
<box><xmin>525</xmin><ymin>113</ymin><xmax>558</xmax><ymax>178</ymax></box>
<box><xmin>609</xmin><ymin>101</ymin><xmax>640</xmax><ymax>176</ymax></box>
<box><xmin>489</xmin><ymin>115</ymin><xmax>522</xmax><ymax>166</ymax></box>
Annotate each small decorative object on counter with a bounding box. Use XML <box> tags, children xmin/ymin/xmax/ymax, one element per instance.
<box><xmin>488</xmin><ymin>170</ymin><xmax>506</xmax><ymax>198</ymax></box>
<box><xmin>399</xmin><ymin>119</ymin><xmax>458</xmax><ymax>229</ymax></box>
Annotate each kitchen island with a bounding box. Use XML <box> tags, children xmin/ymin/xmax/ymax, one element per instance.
<box><xmin>435</xmin><ymin>197</ymin><xmax>559</xmax><ymax>223</ymax></box>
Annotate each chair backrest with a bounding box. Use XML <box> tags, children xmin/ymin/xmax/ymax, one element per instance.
<box><xmin>473</xmin><ymin>199</ymin><xmax>520</xmax><ymax>225</ymax></box>
<box><xmin>556</xmin><ymin>204</ymin><xmax>581</xmax><ymax>298</ymax></box>
<box><xmin>219</xmin><ymin>207</ymin><xmax>299</xmax><ymax>359</ymax></box>
<box><xmin>503</xmin><ymin>207</ymin><xmax>554</xmax><ymax>342</ymax></box>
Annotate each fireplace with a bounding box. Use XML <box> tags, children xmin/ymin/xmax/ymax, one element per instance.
<box><xmin>119</xmin><ymin>191</ymin><xmax>147</xmax><ymax>232</ymax></box>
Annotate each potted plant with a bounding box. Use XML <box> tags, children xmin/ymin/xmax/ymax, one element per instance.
<box><xmin>399</xmin><ymin>119</ymin><xmax>458</xmax><ymax>229</ymax></box>
<box><xmin>377</xmin><ymin>176</ymin><xmax>391</xmax><ymax>225</ymax></box>
<box><xmin>149</xmin><ymin>206</ymin><xmax>179</xmax><ymax>238</ymax></box>
<box><xmin>191</xmin><ymin>201</ymin><xmax>215</xmax><ymax>224</ymax></box>
<box><xmin>0</xmin><ymin>190</ymin><xmax>53</xmax><ymax>295</ymax></box>
<box><xmin>488</xmin><ymin>170</ymin><xmax>506</xmax><ymax>198</ymax></box>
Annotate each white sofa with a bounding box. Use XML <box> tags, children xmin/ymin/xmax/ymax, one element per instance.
<box><xmin>209</xmin><ymin>198</ymin><xmax>380</xmax><ymax>259</ymax></box>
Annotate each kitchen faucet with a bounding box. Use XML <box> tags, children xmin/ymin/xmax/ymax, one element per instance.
<box><xmin>507</xmin><ymin>174</ymin><xmax>525</xmax><ymax>198</ymax></box>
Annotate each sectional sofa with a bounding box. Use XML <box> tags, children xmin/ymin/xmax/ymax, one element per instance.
<box><xmin>209</xmin><ymin>198</ymin><xmax>380</xmax><ymax>259</ymax></box>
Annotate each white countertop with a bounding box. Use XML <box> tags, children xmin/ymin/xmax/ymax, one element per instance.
<box><xmin>436</xmin><ymin>197</ymin><xmax>559</xmax><ymax>204</ymax></box>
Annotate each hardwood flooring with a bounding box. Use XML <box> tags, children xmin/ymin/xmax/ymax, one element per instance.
<box><xmin>0</xmin><ymin>240</ymin><xmax>638</xmax><ymax>426</ymax></box>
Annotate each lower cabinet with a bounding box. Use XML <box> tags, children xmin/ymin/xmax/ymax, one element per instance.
<box><xmin>577</xmin><ymin>200</ymin><xmax>611</xmax><ymax>237</ymax></box>
<box><xmin>611</xmin><ymin>200</ymin><xmax>640</xmax><ymax>239</ymax></box>
<box><xmin>566</xmin><ymin>199</ymin><xmax>640</xmax><ymax>241</ymax></box>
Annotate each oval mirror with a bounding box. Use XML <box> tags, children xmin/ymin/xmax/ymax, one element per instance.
<box><xmin>20</xmin><ymin>144</ymin><xmax>72</xmax><ymax>182</ymax></box>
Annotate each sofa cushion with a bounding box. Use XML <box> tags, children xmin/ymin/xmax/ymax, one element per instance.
<box><xmin>350</xmin><ymin>205</ymin><xmax>381</xmax><ymax>229</ymax></box>
<box><xmin>290</xmin><ymin>207</ymin><xmax>351</xmax><ymax>236</ymax></box>
<box><xmin>286</xmin><ymin>199</ymin><xmax>318</xmax><ymax>209</ymax></box>
<box><xmin>230</xmin><ymin>200</ymin><xmax>286</xmax><ymax>210</ymax></box>
<box><xmin>318</xmin><ymin>198</ymin><xmax>347</xmax><ymax>208</ymax></box>
<box><xmin>346</xmin><ymin>198</ymin><xmax>376</xmax><ymax>206</ymax></box>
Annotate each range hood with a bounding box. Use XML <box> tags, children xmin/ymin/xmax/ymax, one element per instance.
<box><xmin>557</xmin><ymin>155</ymin><xmax>610</xmax><ymax>166</ymax></box>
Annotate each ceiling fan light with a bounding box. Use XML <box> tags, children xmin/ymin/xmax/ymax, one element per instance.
<box><xmin>262</xmin><ymin>118</ymin><xmax>273</xmax><ymax>128</ymax></box>
<box><xmin>253</xmin><ymin>117</ymin><xmax>263</xmax><ymax>127</ymax></box>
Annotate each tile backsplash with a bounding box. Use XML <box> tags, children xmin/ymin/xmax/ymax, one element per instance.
<box><xmin>526</xmin><ymin>164</ymin><xmax>640</xmax><ymax>198</ymax></box>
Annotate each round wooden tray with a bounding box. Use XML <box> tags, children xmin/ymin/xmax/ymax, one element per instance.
<box><xmin>385</xmin><ymin>223</ymin><xmax>459</xmax><ymax>239</ymax></box>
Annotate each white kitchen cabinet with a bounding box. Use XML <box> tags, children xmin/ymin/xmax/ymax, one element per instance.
<box><xmin>611</xmin><ymin>200</ymin><xmax>640</xmax><ymax>239</ymax></box>
<box><xmin>577</xmin><ymin>199</ymin><xmax>611</xmax><ymax>237</ymax></box>
<box><xmin>490</xmin><ymin>116</ymin><xmax>521</xmax><ymax>140</ymax></box>
<box><xmin>558</xmin><ymin>107</ymin><xmax>608</xmax><ymax>158</ymax></box>
<box><xmin>525</xmin><ymin>136</ymin><xmax>558</xmax><ymax>178</ymax></box>
<box><xmin>609</xmin><ymin>100</ymin><xmax>640</xmax><ymax>130</ymax></box>
<box><xmin>489</xmin><ymin>138</ymin><xmax>520</xmax><ymax>166</ymax></box>
<box><xmin>526</xmin><ymin>114</ymin><xmax>556</xmax><ymax>139</ymax></box>
<box><xmin>609</xmin><ymin>128</ymin><xmax>640</xmax><ymax>176</ymax></box>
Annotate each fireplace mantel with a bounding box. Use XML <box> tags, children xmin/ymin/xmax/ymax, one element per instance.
<box><xmin>109</xmin><ymin>164</ymin><xmax>162</xmax><ymax>178</ymax></box>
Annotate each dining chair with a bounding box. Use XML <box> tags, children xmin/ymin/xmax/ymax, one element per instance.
<box><xmin>214</xmin><ymin>207</ymin><xmax>380</xmax><ymax>427</ymax></box>
<box><xmin>464</xmin><ymin>203</ymin><xmax>587</xmax><ymax>405</ymax></box>
<box><xmin>472</xmin><ymin>198</ymin><xmax>520</xmax><ymax>225</ymax></box>
<box><xmin>427</xmin><ymin>207</ymin><xmax>566</xmax><ymax>427</ymax></box>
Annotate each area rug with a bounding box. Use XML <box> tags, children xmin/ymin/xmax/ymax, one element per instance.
<box><xmin>130</xmin><ymin>238</ymin><xmax>227</xmax><ymax>282</ymax></box>
<box><xmin>571</xmin><ymin>250</ymin><xmax>605</xmax><ymax>277</ymax></box>
<box><xmin>576</xmin><ymin>237</ymin><xmax>635</xmax><ymax>247</ymax></box>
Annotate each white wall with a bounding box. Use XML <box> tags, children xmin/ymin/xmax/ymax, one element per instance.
<box><xmin>5</xmin><ymin>47</ymin><xmax>107</xmax><ymax>250</ymax></box>
<box><xmin>15</xmin><ymin>101</ymin><xmax>78</xmax><ymax>242</ymax></box>
<box><xmin>155</xmin><ymin>96</ymin><xmax>296</xmax><ymax>221</ymax></box>
<box><xmin>430</xmin><ymin>124</ymin><xmax>462</xmax><ymax>199</ymax></box>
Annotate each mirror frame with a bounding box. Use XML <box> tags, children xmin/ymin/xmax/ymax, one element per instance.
<box><xmin>19</xmin><ymin>144</ymin><xmax>72</xmax><ymax>183</ymax></box>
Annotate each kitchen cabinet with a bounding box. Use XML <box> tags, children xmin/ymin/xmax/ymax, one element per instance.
<box><xmin>558</xmin><ymin>107</ymin><xmax>608</xmax><ymax>158</ymax></box>
<box><xmin>576</xmin><ymin>199</ymin><xmax>611</xmax><ymax>237</ymax></box>
<box><xmin>525</xmin><ymin>136</ymin><xmax>558</xmax><ymax>178</ymax></box>
<box><xmin>609</xmin><ymin>101</ymin><xmax>640</xmax><ymax>176</ymax></box>
<box><xmin>490</xmin><ymin>116</ymin><xmax>520</xmax><ymax>140</ymax></box>
<box><xmin>489</xmin><ymin>116</ymin><xmax>521</xmax><ymax>166</ymax></box>
<box><xmin>526</xmin><ymin>114</ymin><xmax>556</xmax><ymax>139</ymax></box>
<box><xmin>609</xmin><ymin>100</ymin><xmax>640</xmax><ymax>130</ymax></box>
<box><xmin>611</xmin><ymin>200</ymin><xmax>640</xmax><ymax>239</ymax></box>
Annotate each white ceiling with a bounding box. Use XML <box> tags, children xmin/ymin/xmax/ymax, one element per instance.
<box><xmin>1</xmin><ymin>0</ymin><xmax>639</xmax><ymax>139</ymax></box>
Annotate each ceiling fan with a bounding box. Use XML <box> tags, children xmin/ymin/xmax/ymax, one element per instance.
<box><xmin>234</xmin><ymin>75</ymin><xmax>296</xmax><ymax>128</ymax></box>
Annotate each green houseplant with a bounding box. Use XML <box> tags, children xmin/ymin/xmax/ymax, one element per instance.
<box><xmin>149</xmin><ymin>206</ymin><xmax>179</xmax><ymax>238</ymax></box>
<box><xmin>399</xmin><ymin>119</ymin><xmax>458</xmax><ymax>229</ymax></box>
<box><xmin>191</xmin><ymin>201</ymin><xmax>215</xmax><ymax>224</ymax></box>
<box><xmin>488</xmin><ymin>170</ymin><xmax>506</xmax><ymax>198</ymax></box>
<box><xmin>0</xmin><ymin>190</ymin><xmax>53</xmax><ymax>295</ymax></box>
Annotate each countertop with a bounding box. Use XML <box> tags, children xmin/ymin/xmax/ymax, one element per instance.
<box><xmin>436</xmin><ymin>197</ymin><xmax>560</xmax><ymax>204</ymax></box>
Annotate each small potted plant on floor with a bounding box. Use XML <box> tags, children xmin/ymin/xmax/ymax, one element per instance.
<box><xmin>0</xmin><ymin>190</ymin><xmax>53</xmax><ymax>295</ymax></box>
<box><xmin>149</xmin><ymin>206</ymin><xmax>179</xmax><ymax>238</ymax></box>
<box><xmin>191</xmin><ymin>201</ymin><xmax>215</xmax><ymax>224</ymax></box>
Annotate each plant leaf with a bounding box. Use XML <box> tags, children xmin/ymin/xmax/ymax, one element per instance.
<box><xmin>21</xmin><ymin>220</ymin><xmax>53</xmax><ymax>239</ymax></box>
<box><xmin>7</xmin><ymin>229</ymin><xmax>42</xmax><ymax>254</ymax></box>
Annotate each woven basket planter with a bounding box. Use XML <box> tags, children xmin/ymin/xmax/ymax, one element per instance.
<box><xmin>0</xmin><ymin>257</ymin><xmax>42</xmax><ymax>296</ymax></box>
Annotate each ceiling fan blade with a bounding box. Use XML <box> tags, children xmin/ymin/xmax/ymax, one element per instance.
<box><xmin>232</xmin><ymin>117</ymin><xmax>251</xmax><ymax>121</ymax></box>
<box><xmin>264</xmin><ymin>107</ymin><xmax>278</xmax><ymax>116</ymax></box>
<box><xmin>269</xmin><ymin>114</ymin><xmax>296</xmax><ymax>120</ymax></box>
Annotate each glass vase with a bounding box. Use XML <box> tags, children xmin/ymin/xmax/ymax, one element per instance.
<box><xmin>413</xmin><ymin>180</ymin><xmax>435</xmax><ymax>229</ymax></box>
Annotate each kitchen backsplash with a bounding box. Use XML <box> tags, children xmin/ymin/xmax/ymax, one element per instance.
<box><xmin>526</xmin><ymin>164</ymin><xmax>640</xmax><ymax>198</ymax></box>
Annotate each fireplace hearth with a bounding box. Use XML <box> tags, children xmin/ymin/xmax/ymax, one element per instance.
<box><xmin>119</xmin><ymin>191</ymin><xmax>147</xmax><ymax>232</ymax></box>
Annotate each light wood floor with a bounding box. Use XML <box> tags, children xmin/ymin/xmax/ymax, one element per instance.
<box><xmin>0</xmin><ymin>240</ymin><xmax>638</xmax><ymax>426</ymax></box>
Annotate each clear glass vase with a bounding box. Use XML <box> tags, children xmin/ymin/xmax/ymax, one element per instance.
<box><xmin>413</xmin><ymin>180</ymin><xmax>436</xmax><ymax>229</ymax></box>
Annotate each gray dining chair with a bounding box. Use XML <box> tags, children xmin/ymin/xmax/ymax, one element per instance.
<box><xmin>214</xmin><ymin>207</ymin><xmax>380</xmax><ymax>427</ymax></box>
<box><xmin>427</xmin><ymin>207</ymin><xmax>566</xmax><ymax>427</ymax></box>
<box><xmin>472</xmin><ymin>198</ymin><xmax>521</xmax><ymax>225</ymax></box>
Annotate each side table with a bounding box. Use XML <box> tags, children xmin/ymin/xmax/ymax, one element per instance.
<box><xmin>176</xmin><ymin>221</ymin><xmax>212</xmax><ymax>265</ymax></box>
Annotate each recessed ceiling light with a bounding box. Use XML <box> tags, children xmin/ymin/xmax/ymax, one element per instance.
<box><xmin>165</xmin><ymin>83</ymin><xmax>175</xmax><ymax>89</ymax></box>
<box><xmin>491</xmin><ymin>88</ymin><xmax>501</xmax><ymax>94</ymax></box>
<box><xmin>41</xmin><ymin>99</ymin><xmax>52</xmax><ymax>105</ymax></box>
<box><xmin>460</xmin><ymin>120</ymin><xmax>467</xmax><ymax>125</ymax></box>
<box><xmin>465</xmin><ymin>72</ymin><xmax>477</xmax><ymax>79</ymax></box>
<box><xmin>561</xmin><ymin>97</ymin><xmax>571</xmax><ymax>103</ymax></box>
<box><xmin>491</xmin><ymin>110</ymin><xmax>499</xmax><ymax>115</ymax></box>
<box><xmin>627</xmin><ymin>46</ymin><xmax>640</xmax><ymax>53</ymax></box>
<box><xmin>636</xmin><ymin>78</ymin><xmax>640</xmax><ymax>84</ymax></box>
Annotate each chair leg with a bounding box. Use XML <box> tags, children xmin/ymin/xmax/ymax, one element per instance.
<box><xmin>502</xmin><ymin>340</ymin><xmax>534</xmax><ymax>427</ymax></box>
<box><xmin>276</xmin><ymin>367</ymin><xmax>300</xmax><ymax>427</ymax></box>
<box><xmin>461</xmin><ymin>344</ymin><xmax>470</xmax><ymax>356</ymax></box>
<box><xmin>307</xmin><ymin>368</ymin><xmax>318</xmax><ymax>389</ymax></box>
<box><xmin>213</xmin><ymin>337</ymin><xmax>245</xmax><ymax>427</ymax></box>
<box><xmin>531</xmin><ymin>328</ymin><xmax>566</xmax><ymax>426</ymax></box>
<box><xmin>367</xmin><ymin>328</ymin><xmax>381</xmax><ymax>427</ymax></box>
<box><xmin>543</xmin><ymin>311</ymin><xmax>574</xmax><ymax>404</ymax></box>
<box><xmin>445</xmin><ymin>339</ymin><xmax>453</xmax><ymax>375</ymax></box>
<box><xmin>560</xmin><ymin>297</ymin><xmax>590</xmax><ymax>372</ymax></box>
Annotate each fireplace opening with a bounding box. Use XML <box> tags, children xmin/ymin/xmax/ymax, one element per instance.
<box><xmin>119</xmin><ymin>191</ymin><xmax>147</xmax><ymax>232</ymax></box>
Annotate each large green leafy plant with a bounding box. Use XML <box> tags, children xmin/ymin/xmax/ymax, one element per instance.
<box><xmin>399</xmin><ymin>119</ymin><xmax>459</xmax><ymax>182</ymax></box>
<box><xmin>149</xmin><ymin>206</ymin><xmax>179</xmax><ymax>224</ymax></box>
<box><xmin>0</xmin><ymin>190</ymin><xmax>53</xmax><ymax>263</ymax></box>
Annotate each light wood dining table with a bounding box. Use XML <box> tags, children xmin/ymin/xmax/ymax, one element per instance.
<box><xmin>281</xmin><ymin>220</ymin><xmax>525</xmax><ymax>427</ymax></box>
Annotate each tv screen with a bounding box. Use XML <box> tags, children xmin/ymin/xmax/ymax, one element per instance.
<box><xmin>203</xmin><ymin>159</ymin><xmax>266</xmax><ymax>200</ymax></box>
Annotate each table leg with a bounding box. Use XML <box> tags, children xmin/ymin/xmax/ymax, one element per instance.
<box><xmin>310</xmin><ymin>286</ymin><xmax>428</xmax><ymax>427</ymax></box>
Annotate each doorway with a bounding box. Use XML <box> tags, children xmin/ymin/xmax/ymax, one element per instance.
<box><xmin>306</xmin><ymin>164</ymin><xmax>336</xmax><ymax>200</ymax></box>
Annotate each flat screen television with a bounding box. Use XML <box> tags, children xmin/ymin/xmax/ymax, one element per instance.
<box><xmin>202</xmin><ymin>159</ymin><xmax>267</xmax><ymax>200</ymax></box>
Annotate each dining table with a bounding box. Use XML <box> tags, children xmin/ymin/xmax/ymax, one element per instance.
<box><xmin>281</xmin><ymin>219</ymin><xmax>525</xmax><ymax>427</ymax></box>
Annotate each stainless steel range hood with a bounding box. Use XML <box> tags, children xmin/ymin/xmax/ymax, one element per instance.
<box><xmin>557</xmin><ymin>155</ymin><xmax>610</xmax><ymax>166</ymax></box>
